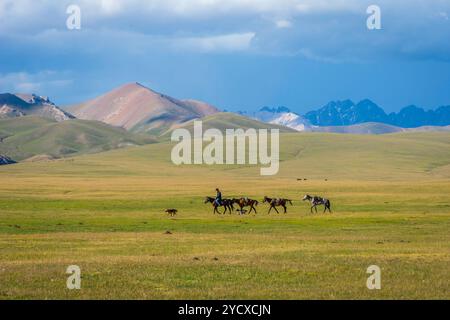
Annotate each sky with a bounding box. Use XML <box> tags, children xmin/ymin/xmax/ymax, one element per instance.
<box><xmin>1</xmin><ymin>0</ymin><xmax>450</xmax><ymax>114</ymax></box>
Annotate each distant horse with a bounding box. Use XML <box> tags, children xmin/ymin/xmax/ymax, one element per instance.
<box><xmin>204</xmin><ymin>197</ymin><xmax>235</xmax><ymax>214</ymax></box>
<box><xmin>232</xmin><ymin>198</ymin><xmax>259</xmax><ymax>214</ymax></box>
<box><xmin>302</xmin><ymin>195</ymin><xmax>332</xmax><ymax>213</ymax></box>
<box><xmin>263</xmin><ymin>196</ymin><xmax>292</xmax><ymax>214</ymax></box>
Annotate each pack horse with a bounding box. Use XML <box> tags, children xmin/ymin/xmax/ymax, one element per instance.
<box><xmin>302</xmin><ymin>195</ymin><xmax>332</xmax><ymax>213</ymax></box>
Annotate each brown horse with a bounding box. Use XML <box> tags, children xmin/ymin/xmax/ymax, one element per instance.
<box><xmin>232</xmin><ymin>198</ymin><xmax>259</xmax><ymax>214</ymax></box>
<box><xmin>263</xmin><ymin>196</ymin><xmax>293</xmax><ymax>214</ymax></box>
<box><xmin>204</xmin><ymin>197</ymin><xmax>234</xmax><ymax>214</ymax></box>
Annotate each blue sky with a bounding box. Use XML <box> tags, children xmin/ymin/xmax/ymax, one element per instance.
<box><xmin>1</xmin><ymin>0</ymin><xmax>450</xmax><ymax>114</ymax></box>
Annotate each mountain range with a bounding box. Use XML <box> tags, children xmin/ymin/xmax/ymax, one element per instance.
<box><xmin>2</xmin><ymin>84</ymin><xmax>449</xmax><ymax>134</ymax></box>
<box><xmin>304</xmin><ymin>99</ymin><xmax>450</xmax><ymax>128</ymax></box>
<box><xmin>1</xmin><ymin>82</ymin><xmax>450</xmax><ymax>164</ymax></box>
<box><xmin>243</xmin><ymin>100</ymin><xmax>450</xmax><ymax>132</ymax></box>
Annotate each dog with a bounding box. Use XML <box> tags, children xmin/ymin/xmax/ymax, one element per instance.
<box><xmin>165</xmin><ymin>209</ymin><xmax>178</xmax><ymax>217</ymax></box>
<box><xmin>236</xmin><ymin>208</ymin><xmax>248</xmax><ymax>215</ymax></box>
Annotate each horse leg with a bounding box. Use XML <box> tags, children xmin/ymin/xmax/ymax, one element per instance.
<box><xmin>274</xmin><ymin>206</ymin><xmax>280</xmax><ymax>214</ymax></box>
<box><xmin>268</xmin><ymin>206</ymin><xmax>272</xmax><ymax>214</ymax></box>
<box><xmin>283</xmin><ymin>205</ymin><xmax>287</xmax><ymax>214</ymax></box>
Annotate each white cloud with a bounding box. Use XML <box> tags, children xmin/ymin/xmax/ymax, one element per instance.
<box><xmin>174</xmin><ymin>32</ymin><xmax>256</xmax><ymax>52</ymax></box>
<box><xmin>0</xmin><ymin>0</ymin><xmax>449</xmax><ymax>61</ymax></box>
<box><xmin>0</xmin><ymin>71</ymin><xmax>73</xmax><ymax>94</ymax></box>
<box><xmin>275</xmin><ymin>19</ymin><xmax>292</xmax><ymax>29</ymax></box>
<box><xmin>0</xmin><ymin>0</ymin><xmax>362</xmax><ymax>27</ymax></box>
<box><xmin>437</xmin><ymin>11</ymin><xmax>449</xmax><ymax>20</ymax></box>
<box><xmin>99</xmin><ymin>0</ymin><xmax>123</xmax><ymax>15</ymax></box>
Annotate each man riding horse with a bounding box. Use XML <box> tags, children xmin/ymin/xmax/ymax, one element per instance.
<box><xmin>215</xmin><ymin>188</ymin><xmax>222</xmax><ymax>207</ymax></box>
<box><xmin>204</xmin><ymin>188</ymin><xmax>234</xmax><ymax>214</ymax></box>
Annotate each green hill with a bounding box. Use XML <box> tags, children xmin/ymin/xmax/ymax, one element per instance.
<box><xmin>3</xmin><ymin>130</ymin><xmax>449</xmax><ymax>181</ymax></box>
<box><xmin>0</xmin><ymin>116</ymin><xmax>156</xmax><ymax>161</ymax></box>
<box><xmin>161</xmin><ymin>112</ymin><xmax>295</xmax><ymax>138</ymax></box>
<box><xmin>274</xmin><ymin>132</ymin><xmax>450</xmax><ymax>180</ymax></box>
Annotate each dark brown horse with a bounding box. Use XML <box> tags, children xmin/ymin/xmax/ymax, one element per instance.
<box><xmin>263</xmin><ymin>196</ymin><xmax>293</xmax><ymax>214</ymax></box>
<box><xmin>232</xmin><ymin>197</ymin><xmax>259</xmax><ymax>214</ymax></box>
<box><xmin>204</xmin><ymin>197</ymin><xmax>234</xmax><ymax>214</ymax></box>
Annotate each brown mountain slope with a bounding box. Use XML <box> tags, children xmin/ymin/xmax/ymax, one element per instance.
<box><xmin>68</xmin><ymin>83</ymin><xmax>219</xmax><ymax>135</ymax></box>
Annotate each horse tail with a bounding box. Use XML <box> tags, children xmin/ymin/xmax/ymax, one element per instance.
<box><xmin>254</xmin><ymin>200</ymin><xmax>259</xmax><ymax>206</ymax></box>
<box><xmin>288</xmin><ymin>200</ymin><xmax>293</xmax><ymax>205</ymax></box>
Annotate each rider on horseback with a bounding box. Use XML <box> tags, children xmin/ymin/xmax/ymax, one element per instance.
<box><xmin>215</xmin><ymin>188</ymin><xmax>222</xmax><ymax>207</ymax></box>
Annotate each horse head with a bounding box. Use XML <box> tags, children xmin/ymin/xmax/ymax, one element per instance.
<box><xmin>204</xmin><ymin>197</ymin><xmax>213</xmax><ymax>204</ymax></box>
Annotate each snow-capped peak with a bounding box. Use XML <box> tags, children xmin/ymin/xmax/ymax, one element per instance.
<box><xmin>269</xmin><ymin>112</ymin><xmax>311</xmax><ymax>131</ymax></box>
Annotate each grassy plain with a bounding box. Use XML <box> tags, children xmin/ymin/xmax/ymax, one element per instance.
<box><xmin>0</xmin><ymin>132</ymin><xmax>449</xmax><ymax>299</ymax></box>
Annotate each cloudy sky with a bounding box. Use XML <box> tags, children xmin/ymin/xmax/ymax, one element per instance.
<box><xmin>1</xmin><ymin>0</ymin><xmax>450</xmax><ymax>113</ymax></box>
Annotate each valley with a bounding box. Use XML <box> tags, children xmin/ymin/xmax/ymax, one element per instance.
<box><xmin>0</xmin><ymin>132</ymin><xmax>449</xmax><ymax>299</ymax></box>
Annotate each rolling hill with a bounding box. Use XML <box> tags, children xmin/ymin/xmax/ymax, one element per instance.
<box><xmin>163</xmin><ymin>112</ymin><xmax>296</xmax><ymax>139</ymax></box>
<box><xmin>309</xmin><ymin>122</ymin><xmax>405</xmax><ymax>134</ymax></box>
<box><xmin>3</xmin><ymin>129</ymin><xmax>448</xmax><ymax>181</ymax></box>
<box><xmin>68</xmin><ymin>82</ymin><xmax>219</xmax><ymax>135</ymax></box>
<box><xmin>0</xmin><ymin>116</ymin><xmax>155</xmax><ymax>162</ymax></box>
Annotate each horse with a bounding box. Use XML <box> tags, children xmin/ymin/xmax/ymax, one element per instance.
<box><xmin>232</xmin><ymin>197</ymin><xmax>259</xmax><ymax>215</ymax></box>
<box><xmin>302</xmin><ymin>194</ymin><xmax>332</xmax><ymax>213</ymax></box>
<box><xmin>263</xmin><ymin>196</ymin><xmax>292</xmax><ymax>214</ymax></box>
<box><xmin>204</xmin><ymin>197</ymin><xmax>235</xmax><ymax>214</ymax></box>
